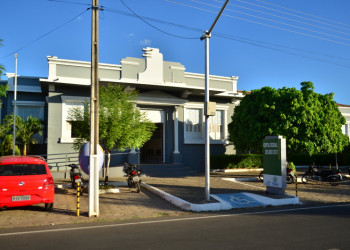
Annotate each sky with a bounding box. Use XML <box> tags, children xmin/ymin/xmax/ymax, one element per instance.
<box><xmin>1</xmin><ymin>0</ymin><xmax>350</xmax><ymax>104</ymax></box>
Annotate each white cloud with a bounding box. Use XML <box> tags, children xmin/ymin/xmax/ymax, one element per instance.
<box><xmin>140</xmin><ymin>39</ymin><xmax>151</xmax><ymax>46</ymax></box>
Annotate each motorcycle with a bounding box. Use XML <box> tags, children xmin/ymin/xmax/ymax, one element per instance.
<box><xmin>301</xmin><ymin>165</ymin><xmax>342</xmax><ymax>186</ymax></box>
<box><xmin>259</xmin><ymin>167</ymin><xmax>296</xmax><ymax>184</ymax></box>
<box><xmin>123</xmin><ymin>163</ymin><xmax>142</xmax><ymax>193</ymax></box>
<box><xmin>67</xmin><ymin>164</ymin><xmax>85</xmax><ymax>194</ymax></box>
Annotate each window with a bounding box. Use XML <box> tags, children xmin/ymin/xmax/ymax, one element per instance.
<box><xmin>60</xmin><ymin>96</ymin><xmax>89</xmax><ymax>143</ymax></box>
<box><xmin>184</xmin><ymin>105</ymin><xmax>228</xmax><ymax>144</ymax></box>
<box><xmin>185</xmin><ymin>108</ymin><xmax>203</xmax><ymax>140</ymax></box>
<box><xmin>0</xmin><ymin>164</ymin><xmax>47</xmax><ymax>176</ymax></box>
<box><xmin>14</xmin><ymin>101</ymin><xmax>45</xmax><ymax>120</ymax></box>
<box><xmin>209</xmin><ymin>110</ymin><xmax>224</xmax><ymax>140</ymax></box>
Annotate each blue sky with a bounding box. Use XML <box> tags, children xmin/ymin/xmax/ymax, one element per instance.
<box><xmin>1</xmin><ymin>0</ymin><xmax>350</xmax><ymax>104</ymax></box>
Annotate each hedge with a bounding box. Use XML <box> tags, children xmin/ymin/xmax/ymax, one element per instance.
<box><xmin>210</xmin><ymin>154</ymin><xmax>263</xmax><ymax>169</ymax></box>
<box><xmin>211</xmin><ymin>152</ymin><xmax>350</xmax><ymax>169</ymax></box>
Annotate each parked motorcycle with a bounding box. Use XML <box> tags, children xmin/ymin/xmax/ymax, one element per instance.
<box><xmin>259</xmin><ymin>167</ymin><xmax>296</xmax><ymax>184</ymax></box>
<box><xmin>301</xmin><ymin>165</ymin><xmax>342</xmax><ymax>186</ymax></box>
<box><xmin>67</xmin><ymin>164</ymin><xmax>85</xmax><ymax>194</ymax></box>
<box><xmin>123</xmin><ymin>163</ymin><xmax>142</xmax><ymax>193</ymax></box>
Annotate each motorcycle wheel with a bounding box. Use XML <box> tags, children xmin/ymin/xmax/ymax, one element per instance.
<box><xmin>258</xmin><ymin>171</ymin><xmax>264</xmax><ymax>181</ymax></box>
<box><xmin>287</xmin><ymin>174</ymin><xmax>294</xmax><ymax>184</ymax></box>
<box><xmin>135</xmin><ymin>182</ymin><xmax>141</xmax><ymax>193</ymax></box>
<box><xmin>127</xmin><ymin>179</ymin><xmax>132</xmax><ymax>188</ymax></box>
<box><xmin>302</xmin><ymin>174</ymin><xmax>311</xmax><ymax>184</ymax></box>
<box><xmin>329</xmin><ymin>175</ymin><xmax>341</xmax><ymax>186</ymax></box>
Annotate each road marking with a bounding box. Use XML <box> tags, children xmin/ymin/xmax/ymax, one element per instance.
<box><xmin>222</xmin><ymin>177</ymin><xmax>265</xmax><ymax>190</ymax></box>
<box><xmin>0</xmin><ymin>203</ymin><xmax>349</xmax><ymax>237</ymax></box>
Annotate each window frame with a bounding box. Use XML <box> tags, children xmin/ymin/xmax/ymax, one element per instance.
<box><xmin>183</xmin><ymin>103</ymin><xmax>229</xmax><ymax>144</ymax></box>
<box><xmin>60</xmin><ymin>96</ymin><xmax>89</xmax><ymax>143</ymax></box>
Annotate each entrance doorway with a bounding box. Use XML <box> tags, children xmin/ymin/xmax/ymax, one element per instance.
<box><xmin>140</xmin><ymin>123</ymin><xmax>163</xmax><ymax>164</ymax></box>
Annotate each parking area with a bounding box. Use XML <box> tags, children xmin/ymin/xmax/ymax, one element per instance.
<box><xmin>0</xmin><ymin>170</ymin><xmax>349</xmax><ymax>229</ymax></box>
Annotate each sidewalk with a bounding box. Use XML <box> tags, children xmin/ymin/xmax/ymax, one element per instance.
<box><xmin>0</xmin><ymin>171</ymin><xmax>349</xmax><ymax>229</ymax></box>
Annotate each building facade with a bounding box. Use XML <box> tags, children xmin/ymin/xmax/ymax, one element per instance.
<box><xmin>2</xmin><ymin>47</ymin><xmax>349</xmax><ymax>176</ymax></box>
<box><xmin>38</xmin><ymin>47</ymin><xmax>243</xmax><ymax>176</ymax></box>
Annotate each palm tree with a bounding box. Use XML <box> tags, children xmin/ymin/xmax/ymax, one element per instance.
<box><xmin>15</xmin><ymin>116</ymin><xmax>43</xmax><ymax>155</ymax></box>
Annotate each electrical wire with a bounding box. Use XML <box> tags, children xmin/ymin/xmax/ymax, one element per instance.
<box><xmin>119</xmin><ymin>0</ymin><xmax>199</xmax><ymax>40</ymax></box>
<box><xmin>211</xmin><ymin>0</ymin><xmax>350</xmax><ymax>36</ymax></box>
<box><xmin>102</xmin><ymin>5</ymin><xmax>350</xmax><ymax>68</ymax></box>
<box><xmin>1</xmin><ymin>8</ymin><xmax>90</xmax><ymax>60</ymax></box>
<box><xmin>254</xmin><ymin>0</ymin><xmax>350</xmax><ymax>28</ymax></box>
<box><xmin>235</xmin><ymin>0</ymin><xmax>350</xmax><ymax>31</ymax></box>
<box><xmin>167</xmin><ymin>0</ymin><xmax>350</xmax><ymax>47</ymax></box>
<box><xmin>192</xmin><ymin>0</ymin><xmax>350</xmax><ymax>42</ymax></box>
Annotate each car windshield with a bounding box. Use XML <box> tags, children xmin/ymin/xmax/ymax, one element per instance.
<box><xmin>0</xmin><ymin>164</ymin><xmax>47</xmax><ymax>176</ymax></box>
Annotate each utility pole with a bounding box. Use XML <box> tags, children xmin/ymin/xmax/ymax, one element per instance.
<box><xmin>13</xmin><ymin>54</ymin><xmax>18</xmax><ymax>156</ymax></box>
<box><xmin>200</xmin><ymin>0</ymin><xmax>230</xmax><ymax>202</ymax></box>
<box><xmin>89</xmin><ymin>0</ymin><xmax>100</xmax><ymax>217</ymax></box>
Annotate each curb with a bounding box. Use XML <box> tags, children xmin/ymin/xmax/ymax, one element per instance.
<box><xmin>211</xmin><ymin>168</ymin><xmax>263</xmax><ymax>173</ymax></box>
<box><xmin>55</xmin><ymin>183</ymin><xmax>121</xmax><ymax>194</ymax></box>
<box><xmin>141</xmin><ymin>181</ymin><xmax>300</xmax><ymax>212</ymax></box>
<box><xmin>141</xmin><ymin>182</ymin><xmax>232</xmax><ymax>212</ymax></box>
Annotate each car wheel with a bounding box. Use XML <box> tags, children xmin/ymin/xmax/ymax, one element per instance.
<box><xmin>45</xmin><ymin>202</ymin><xmax>54</xmax><ymax>212</ymax></box>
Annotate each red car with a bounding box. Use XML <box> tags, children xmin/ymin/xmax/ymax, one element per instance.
<box><xmin>0</xmin><ymin>155</ymin><xmax>55</xmax><ymax>211</ymax></box>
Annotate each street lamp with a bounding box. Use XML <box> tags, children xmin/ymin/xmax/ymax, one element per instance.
<box><xmin>201</xmin><ymin>0</ymin><xmax>230</xmax><ymax>202</ymax></box>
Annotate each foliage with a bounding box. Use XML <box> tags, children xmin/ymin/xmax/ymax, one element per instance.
<box><xmin>1</xmin><ymin>115</ymin><xmax>43</xmax><ymax>155</ymax></box>
<box><xmin>210</xmin><ymin>154</ymin><xmax>263</xmax><ymax>169</ymax></box>
<box><xmin>69</xmin><ymin>84</ymin><xmax>156</xmax><ymax>181</ymax></box>
<box><xmin>0</xmin><ymin>134</ymin><xmax>21</xmax><ymax>156</ymax></box>
<box><xmin>69</xmin><ymin>84</ymin><xmax>156</xmax><ymax>152</ymax></box>
<box><xmin>0</xmin><ymin>84</ymin><xmax>8</xmax><ymax>98</ymax></box>
<box><xmin>288</xmin><ymin>151</ymin><xmax>350</xmax><ymax>166</ymax></box>
<box><xmin>228</xmin><ymin>82</ymin><xmax>349</xmax><ymax>156</ymax></box>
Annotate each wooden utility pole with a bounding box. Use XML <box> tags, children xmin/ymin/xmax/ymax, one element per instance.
<box><xmin>89</xmin><ymin>0</ymin><xmax>100</xmax><ymax>217</ymax></box>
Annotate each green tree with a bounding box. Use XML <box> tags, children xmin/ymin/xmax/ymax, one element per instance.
<box><xmin>1</xmin><ymin>115</ymin><xmax>43</xmax><ymax>155</ymax></box>
<box><xmin>228</xmin><ymin>82</ymin><xmax>349</xmax><ymax>155</ymax></box>
<box><xmin>69</xmin><ymin>84</ymin><xmax>156</xmax><ymax>183</ymax></box>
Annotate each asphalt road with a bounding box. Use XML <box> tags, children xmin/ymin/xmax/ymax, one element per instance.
<box><xmin>1</xmin><ymin>204</ymin><xmax>349</xmax><ymax>250</ymax></box>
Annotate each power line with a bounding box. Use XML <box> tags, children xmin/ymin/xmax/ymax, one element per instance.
<box><xmin>118</xmin><ymin>0</ymin><xmax>198</xmax><ymax>40</ymax></box>
<box><xmin>211</xmin><ymin>0</ymin><xmax>350</xmax><ymax>36</ymax></box>
<box><xmin>254</xmin><ymin>0</ymin><xmax>350</xmax><ymax>28</ymax></box>
<box><xmin>235</xmin><ymin>0</ymin><xmax>350</xmax><ymax>31</ymax></box>
<box><xmin>102</xmin><ymin>5</ymin><xmax>350</xmax><ymax>68</ymax></box>
<box><xmin>167</xmin><ymin>0</ymin><xmax>350</xmax><ymax>47</ymax></box>
<box><xmin>1</xmin><ymin>8</ymin><xmax>90</xmax><ymax>60</ymax></box>
<box><xmin>193</xmin><ymin>0</ymin><xmax>350</xmax><ymax>42</ymax></box>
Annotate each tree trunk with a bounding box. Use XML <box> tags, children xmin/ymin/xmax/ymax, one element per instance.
<box><xmin>23</xmin><ymin>144</ymin><xmax>27</xmax><ymax>156</ymax></box>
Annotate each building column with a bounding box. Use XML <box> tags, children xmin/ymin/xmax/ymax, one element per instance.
<box><xmin>173</xmin><ymin>106</ymin><xmax>182</xmax><ymax>163</ymax></box>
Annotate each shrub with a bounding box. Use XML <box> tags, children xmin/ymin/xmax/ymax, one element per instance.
<box><xmin>210</xmin><ymin>154</ymin><xmax>263</xmax><ymax>169</ymax></box>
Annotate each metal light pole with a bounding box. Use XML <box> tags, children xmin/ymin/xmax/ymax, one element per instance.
<box><xmin>89</xmin><ymin>0</ymin><xmax>100</xmax><ymax>217</ymax></box>
<box><xmin>200</xmin><ymin>0</ymin><xmax>230</xmax><ymax>202</ymax></box>
<box><xmin>13</xmin><ymin>54</ymin><xmax>18</xmax><ymax>156</ymax></box>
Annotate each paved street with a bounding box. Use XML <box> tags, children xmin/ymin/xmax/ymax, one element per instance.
<box><xmin>1</xmin><ymin>204</ymin><xmax>349</xmax><ymax>250</ymax></box>
<box><xmin>0</xmin><ymin>170</ymin><xmax>349</xmax><ymax>229</ymax></box>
